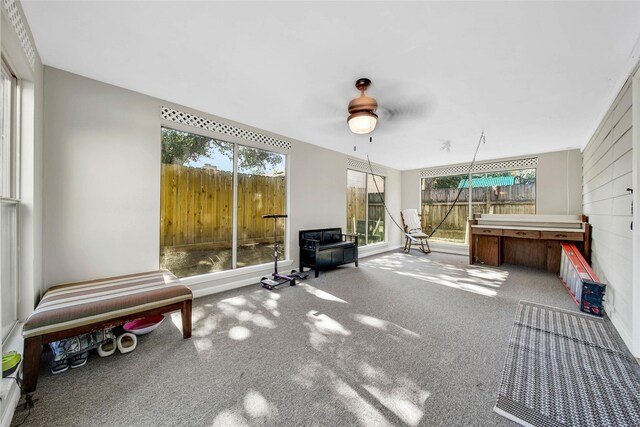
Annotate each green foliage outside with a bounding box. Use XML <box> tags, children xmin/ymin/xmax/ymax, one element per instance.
<box><xmin>161</xmin><ymin>128</ymin><xmax>283</xmax><ymax>173</ymax></box>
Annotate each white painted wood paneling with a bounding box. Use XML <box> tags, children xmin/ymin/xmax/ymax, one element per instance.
<box><xmin>582</xmin><ymin>77</ymin><xmax>634</xmax><ymax>347</ymax></box>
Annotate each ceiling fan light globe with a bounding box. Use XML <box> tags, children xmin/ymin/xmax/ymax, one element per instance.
<box><xmin>348</xmin><ymin>112</ymin><xmax>377</xmax><ymax>134</ymax></box>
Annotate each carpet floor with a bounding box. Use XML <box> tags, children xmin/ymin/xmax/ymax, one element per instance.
<box><xmin>12</xmin><ymin>251</ymin><xmax>607</xmax><ymax>426</ymax></box>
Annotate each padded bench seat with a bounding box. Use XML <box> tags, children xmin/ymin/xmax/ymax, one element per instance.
<box><xmin>22</xmin><ymin>270</ymin><xmax>193</xmax><ymax>394</ymax></box>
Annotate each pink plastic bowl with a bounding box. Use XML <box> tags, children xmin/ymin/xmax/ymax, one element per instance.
<box><xmin>123</xmin><ymin>315</ymin><xmax>165</xmax><ymax>335</ymax></box>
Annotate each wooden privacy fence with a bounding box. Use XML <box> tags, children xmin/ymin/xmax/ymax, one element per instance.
<box><xmin>421</xmin><ymin>202</ymin><xmax>535</xmax><ymax>231</ymax></box>
<box><xmin>346</xmin><ymin>188</ymin><xmax>385</xmax><ymax>235</ymax></box>
<box><xmin>421</xmin><ymin>183</ymin><xmax>536</xmax><ymax>203</ymax></box>
<box><xmin>161</xmin><ymin>164</ymin><xmax>285</xmax><ymax>248</ymax></box>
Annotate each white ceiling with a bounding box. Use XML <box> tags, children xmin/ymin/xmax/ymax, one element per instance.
<box><xmin>21</xmin><ymin>1</ymin><xmax>640</xmax><ymax>171</ymax></box>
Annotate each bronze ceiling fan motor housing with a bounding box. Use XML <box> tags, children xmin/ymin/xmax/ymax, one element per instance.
<box><xmin>348</xmin><ymin>78</ymin><xmax>378</xmax><ymax>122</ymax></box>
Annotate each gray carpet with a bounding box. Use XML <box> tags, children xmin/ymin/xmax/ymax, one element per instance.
<box><xmin>12</xmin><ymin>251</ymin><xmax>604</xmax><ymax>426</ymax></box>
<box><xmin>495</xmin><ymin>301</ymin><xmax>640</xmax><ymax>427</ymax></box>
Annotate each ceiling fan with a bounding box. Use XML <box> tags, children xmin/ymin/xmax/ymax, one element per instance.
<box><xmin>347</xmin><ymin>78</ymin><xmax>378</xmax><ymax>134</ymax></box>
<box><xmin>345</xmin><ymin>77</ymin><xmax>428</xmax><ymax>135</ymax></box>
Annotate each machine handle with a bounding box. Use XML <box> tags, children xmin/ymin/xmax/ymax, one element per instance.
<box><xmin>555</xmin><ymin>234</ymin><xmax>567</xmax><ymax>238</ymax></box>
<box><xmin>516</xmin><ymin>232</ymin><xmax>526</xmax><ymax>235</ymax></box>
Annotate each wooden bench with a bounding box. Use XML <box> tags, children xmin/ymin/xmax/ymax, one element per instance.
<box><xmin>21</xmin><ymin>270</ymin><xmax>192</xmax><ymax>394</ymax></box>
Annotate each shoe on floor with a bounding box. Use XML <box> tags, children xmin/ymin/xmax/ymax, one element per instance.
<box><xmin>97</xmin><ymin>337</ymin><xmax>117</xmax><ymax>357</ymax></box>
<box><xmin>69</xmin><ymin>351</ymin><xmax>89</xmax><ymax>369</ymax></box>
<box><xmin>117</xmin><ymin>333</ymin><xmax>137</xmax><ymax>354</ymax></box>
<box><xmin>49</xmin><ymin>358</ymin><xmax>69</xmax><ymax>375</ymax></box>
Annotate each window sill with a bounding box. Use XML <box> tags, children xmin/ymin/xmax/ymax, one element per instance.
<box><xmin>180</xmin><ymin>259</ymin><xmax>293</xmax><ymax>287</ymax></box>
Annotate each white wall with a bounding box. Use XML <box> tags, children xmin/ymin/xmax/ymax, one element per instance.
<box><xmin>42</xmin><ymin>67</ymin><xmax>402</xmax><ymax>295</ymax></box>
<box><xmin>632</xmin><ymin>67</ymin><xmax>640</xmax><ymax>357</ymax></box>
<box><xmin>0</xmin><ymin>1</ymin><xmax>44</xmax><ymax>423</ymax></box>
<box><xmin>582</xmin><ymin>76</ymin><xmax>635</xmax><ymax>352</ymax></box>
<box><xmin>401</xmin><ymin>149</ymin><xmax>583</xmax><ymax>215</ymax></box>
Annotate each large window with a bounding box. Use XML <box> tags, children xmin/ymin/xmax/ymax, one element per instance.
<box><xmin>0</xmin><ymin>61</ymin><xmax>18</xmax><ymax>341</ymax></box>
<box><xmin>346</xmin><ymin>170</ymin><xmax>385</xmax><ymax>246</ymax></box>
<box><xmin>160</xmin><ymin>128</ymin><xmax>286</xmax><ymax>278</ymax></box>
<box><xmin>420</xmin><ymin>168</ymin><xmax>536</xmax><ymax>244</ymax></box>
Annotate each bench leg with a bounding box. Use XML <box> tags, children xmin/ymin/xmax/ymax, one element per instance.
<box><xmin>23</xmin><ymin>336</ymin><xmax>43</xmax><ymax>394</ymax></box>
<box><xmin>181</xmin><ymin>299</ymin><xmax>192</xmax><ymax>339</ymax></box>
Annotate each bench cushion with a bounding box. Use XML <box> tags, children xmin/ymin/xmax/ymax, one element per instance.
<box><xmin>23</xmin><ymin>270</ymin><xmax>192</xmax><ymax>338</ymax></box>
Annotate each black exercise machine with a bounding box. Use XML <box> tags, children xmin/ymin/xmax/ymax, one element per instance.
<box><xmin>260</xmin><ymin>214</ymin><xmax>308</xmax><ymax>290</ymax></box>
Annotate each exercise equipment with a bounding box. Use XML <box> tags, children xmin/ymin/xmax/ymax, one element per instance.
<box><xmin>260</xmin><ymin>214</ymin><xmax>308</xmax><ymax>290</ymax></box>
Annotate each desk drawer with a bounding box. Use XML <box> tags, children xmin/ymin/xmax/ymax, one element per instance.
<box><xmin>504</xmin><ymin>229</ymin><xmax>540</xmax><ymax>239</ymax></box>
<box><xmin>540</xmin><ymin>231</ymin><xmax>583</xmax><ymax>241</ymax></box>
<box><xmin>473</xmin><ymin>227</ymin><xmax>503</xmax><ymax>236</ymax></box>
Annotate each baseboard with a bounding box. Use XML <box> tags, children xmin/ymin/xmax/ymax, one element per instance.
<box><xmin>429</xmin><ymin>241</ymin><xmax>469</xmax><ymax>256</ymax></box>
<box><xmin>0</xmin><ymin>379</ymin><xmax>20</xmax><ymax>427</ymax></box>
<box><xmin>191</xmin><ymin>275</ymin><xmax>265</xmax><ymax>299</ymax></box>
<box><xmin>605</xmin><ymin>304</ymin><xmax>633</xmax><ymax>351</ymax></box>
<box><xmin>190</xmin><ymin>246</ymin><xmax>403</xmax><ymax>299</ymax></box>
<box><xmin>359</xmin><ymin>244</ymin><xmax>402</xmax><ymax>258</ymax></box>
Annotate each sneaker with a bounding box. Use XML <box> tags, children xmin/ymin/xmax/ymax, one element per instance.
<box><xmin>49</xmin><ymin>358</ymin><xmax>69</xmax><ymax>375</ymax></box>
<box><xmin>69</xmin><ymin>351</ymin><xmax>89</xmax><ymax>369</ymax></box>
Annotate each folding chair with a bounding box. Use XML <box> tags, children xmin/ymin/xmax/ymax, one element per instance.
<box><xmin>400</xmin><ymin>209</ymin><xmax>431</xmax><ymax>254</ymax></box>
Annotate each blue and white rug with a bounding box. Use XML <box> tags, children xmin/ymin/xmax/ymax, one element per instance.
<box><xmin>495</xmin><ymin>301</ymin><xmax>640</xmax><ymax>427</ymax></box>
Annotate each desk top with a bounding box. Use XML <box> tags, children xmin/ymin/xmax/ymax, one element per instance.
<box><xmin>471</xmin><ymin>224</ymin><xmax>585</xmax><ymax>233</ymax></box>
<box><xmin>473</xmin><ymin>214</ymin><xmax>585</xmax><ymax>230</ymax></box>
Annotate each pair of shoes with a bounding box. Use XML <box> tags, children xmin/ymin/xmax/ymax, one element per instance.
<box><xmin>49</xmin><ymin>358</ymin><xmax>69</xmax><ymax>375</ymax></box>
<box><xmin>97</xmin><ymin>333</ymin><xmax>137</xmax><ymax>357</ymax></box>
<box><xmin>69</xmin><ymin>351</ymin><xmax>89</xmax><ymax>369</ymax></box>
<box><xmin>49</xmin><ymin>350</ymin><xmax>89</xmax><ymax>374</ymax></box>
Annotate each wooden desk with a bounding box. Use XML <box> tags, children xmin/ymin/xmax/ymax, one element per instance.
<box><xmin>468</xmin><ymin>214</ymin><xmax>590</xmax><ymax>273</ymax></box>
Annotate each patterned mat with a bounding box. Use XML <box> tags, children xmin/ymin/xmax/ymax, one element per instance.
<box><xmin>495</xmin><ymin>301</ymin><xmax>640</xmax><ymax>427</ymax></box>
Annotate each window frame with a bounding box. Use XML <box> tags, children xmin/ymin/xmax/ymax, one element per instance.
<box><xmin>159</xmin><ymin>126</ymin><xmax>289</xmax><ymax>278</ymax></box>
<box><xmin>346</xmin><ymin>168</ymin><xmax>387</xmax><ymax>246</ymax></box>
<box><xmin>0</xmin><ymin>59</ymin><xmax>20</xmax><ymax>343</ymax></box>
<box><xmin>419</xmin><ymin>166</ymin><xmax>537</xmax><ymax>245</ymax></box>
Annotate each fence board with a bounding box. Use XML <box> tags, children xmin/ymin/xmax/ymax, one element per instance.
<box><xmin>161</xmin><ymin>164</ymin><xmax>285</xmax><ymax>248</ymax></box>
<box><xmin>420</xmin><ymin>202</ymin><xmax>535</xmax><ymax>230</ymax></box>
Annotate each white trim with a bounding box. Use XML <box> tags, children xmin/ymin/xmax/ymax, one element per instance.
<box><xmin>359</xmin><ymin>243</ymin><xmax>401</xmax><ymax>258</ymax></box>
<box><xmin>0</xmin><ymin>378</ymin><xmax>20</xmax><ymax>427</ymax></box>
<box><xmin>429</xmin><ymin>241</ymin><xmax>469</xmax><ymax>256</ymax></box>
<box><xmin>181</xmin><ymin>259</ymin><xmax>293</xmax><ymax>287</ymax></box>
<box><xmin>191</xmin><ymin>275</ymin><xmax>265</xmax><ymax>299</ymax></box>
<box><xmin>231</xmin><ymin>144</ymin><xmax>238</xmax><ymax>268</ymax></box>
<box><xmin>606</xmin><ymin>303</ymin><xmax>633</xmax><ymax>351</ymax></box>
<box><xmin>347</xmin><ymin>158</ymin><xmax>387</xmax><ymax>175</ymax></box>
<box><xmin>190</xmin><ymin>248</ymin><xmax>400</xmax><ymax>298</ymax></box>
<box><xmin>1</xmin><ymin>0</ymin><xmax>36</xmax><ymax>70</ymax></box>
<box><xmin>161</xmin><ymin>106</ymin><xmax>292</xmax><ymax>150</ymax></box>
<box><xmin>0</xmin><ymin>322</ymin><xmax>23</xmax><ymax>427</ymax></box>
<box><xmin>420</xmin><ymin>157</ymin><xmax>537</xmax><ymax>177</ymax></box>
<box><xmin>631</xmin><ymin>66</ymin><xmax>640</xmax><ymax>357</ymax></box>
